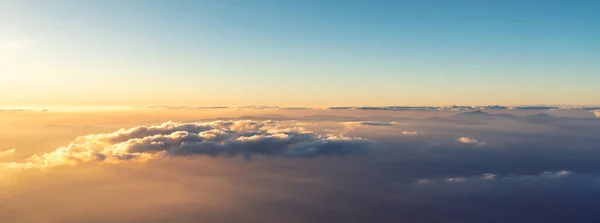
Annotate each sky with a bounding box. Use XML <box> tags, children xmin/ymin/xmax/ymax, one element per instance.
<box><xmin>1</xmin><ymin>0</ymin><xmax>599</xmax><ymax>107</ymax></box>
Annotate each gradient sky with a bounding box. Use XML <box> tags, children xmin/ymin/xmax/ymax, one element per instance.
<box><xmin>1</xmin><ymin>0</ymin><xmax>599</xmax><ymax>107</ymax></box>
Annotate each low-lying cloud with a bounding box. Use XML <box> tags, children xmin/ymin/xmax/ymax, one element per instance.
<box><xmin>593</xmin><ymin>110</ymin><xmax>600</xmax><ymax>118</ymax></box>
<box><xmin>402</xmin><ymin>131</ymin><xmax>419</xmax><ymax>136</ymax></box>
<box><xmin>343</xmin><ymin>121</ymin><xmax>397</xmax><ymax>127</ymax></box>
<box><xmin>458</xmin><ymin>137</ymin><xmax>480</xmax><ymax>145</ymax></box>
<box><xmin>420</xmin><ymin>170</ymin><xmax>571</xmax><ymax>184</ymax></box>
<box><xmin>325</xmin><ymin>105</ymin><xmax>590</xmax><ymax>111</ymax></box>
<box><xmin>0</xmin><ymin>120</ymin><xmax>375</xmax><ymax>169</ymax></box>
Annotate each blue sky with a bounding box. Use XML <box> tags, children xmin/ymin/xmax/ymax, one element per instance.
<box><xmin>1</xmin><ymin>0</ymin><xmax>599</xmax><ymax>106</ymax></box>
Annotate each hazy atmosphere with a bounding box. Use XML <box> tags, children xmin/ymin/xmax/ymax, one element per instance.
<box><xmin>2</xmin><ymin>1</ymin><xmax>600</xmax><ymax>223</ymax></box>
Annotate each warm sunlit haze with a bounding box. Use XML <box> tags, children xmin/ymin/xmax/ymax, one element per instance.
<box><xmin>2</xmin><ymin>1</ymin><xmax>600</xmax><ymax>223</ymax></box>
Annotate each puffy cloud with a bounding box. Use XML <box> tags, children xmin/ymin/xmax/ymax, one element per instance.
<box><xmin>457</xmin><ymin>137</ymin><xmax>480</xmax><ymax>144</ymax></box>
<box><xmin>593</xmin><ymin>110</ymin><xmax>600</xmax><ymax>118</ymax></box>
<box><xmin>1</xmin><ymin>120</ymin><xmax>375</xmax><ymax>169</ymax></box>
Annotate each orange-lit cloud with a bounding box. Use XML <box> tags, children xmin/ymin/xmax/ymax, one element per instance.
<box><xmin>402</xmin><ymin>131</ymin><xmax>419</xmax><ymax>136</ymax></box>
<box><xmin>457</xmin><ymin>137</ymin><xmax>483</xmax><ymax>145</ymax></box>
<box><xmin>0</xmin><ymin>148</ymin><xmax>16</xmax><ymax>158</ymax></box>
<box><xmin>0</xmin><ymin>120</ymin><xmax>374</xmax><ymax>170</ymax></box>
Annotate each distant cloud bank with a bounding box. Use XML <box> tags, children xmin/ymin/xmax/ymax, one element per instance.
<box><xmin>327</xmin><ymin>105</ymin><xmax>600</xmax><ymax>111</ymax></box>
<box><xmin>133</xmin><ymin>105</ymin><xmax>600</xmax><ymax>112</ymax></box>
<box><xmin>418</xmin><ymin>170</ymin><xmax>572</xmax><ymax>184</ymax></box>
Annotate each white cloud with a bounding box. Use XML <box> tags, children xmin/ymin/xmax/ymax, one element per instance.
<box><xmin>0</xmin><ymin>120</ymin><xmax>375</xmax><ymax>170</ymax></box>
<box><xmin>457</xmin><ymin>137</ymin><xmax>479</xmax><ymax>144</ymax></box>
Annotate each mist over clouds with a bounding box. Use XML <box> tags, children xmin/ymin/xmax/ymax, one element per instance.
<box><xmin>4</xmin><ymin>110</ymin><xmax>600</xmax><ymax>223</ymax></box>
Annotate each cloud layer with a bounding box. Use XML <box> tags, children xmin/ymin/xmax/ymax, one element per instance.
<box><xmin>419</xmin><ymin>170</ymin><xmax>571</xmax><ymax>184</ymax></box>
<box><xmin>402</xmin><ymin>131</ymin><xmax>419</xmax><ymax>136</ymax></box>
<box><xmin>326</xmin><ymin>105</ymin><xmax>599</xmax><ymax>111</ymax></box>
<box><xmin>3</xmin><ymin>110</ymin><xmax>600</xmax><ymax>223</ymax></box>
<box><xmin>1</xmin><ymin>120</ymin><xmax>375</xmax><ymax>169</ymax></box>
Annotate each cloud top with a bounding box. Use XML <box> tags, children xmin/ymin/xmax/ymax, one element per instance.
<box><xmin>1</xmin><ymin>121</ymin><xmax>375</xmax><ymax>169</ymax></box>
<box><xmin>458</xmin><ymin>137</ymin><xmax>480</xmax><ymax>144</ymax></box>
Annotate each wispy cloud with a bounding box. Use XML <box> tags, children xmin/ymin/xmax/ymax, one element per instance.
<box><xmin>457</xmin><ymin>137</ymin><xmax>483</xmax><ymax>145</ymax></box>
<box><xmin>0</xmin><ymin>148</ymin><xmax>16</xmax><ymax>158</ymax></box>
<box><xmin>418</xmin><ymin>170</ymin><xmax>571</xmax><ymax>184</ymax></box>
<box><xmin>402</xmin><ymin>131</ymin><xmax>419</xmax><ymax>136</ymax></box>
